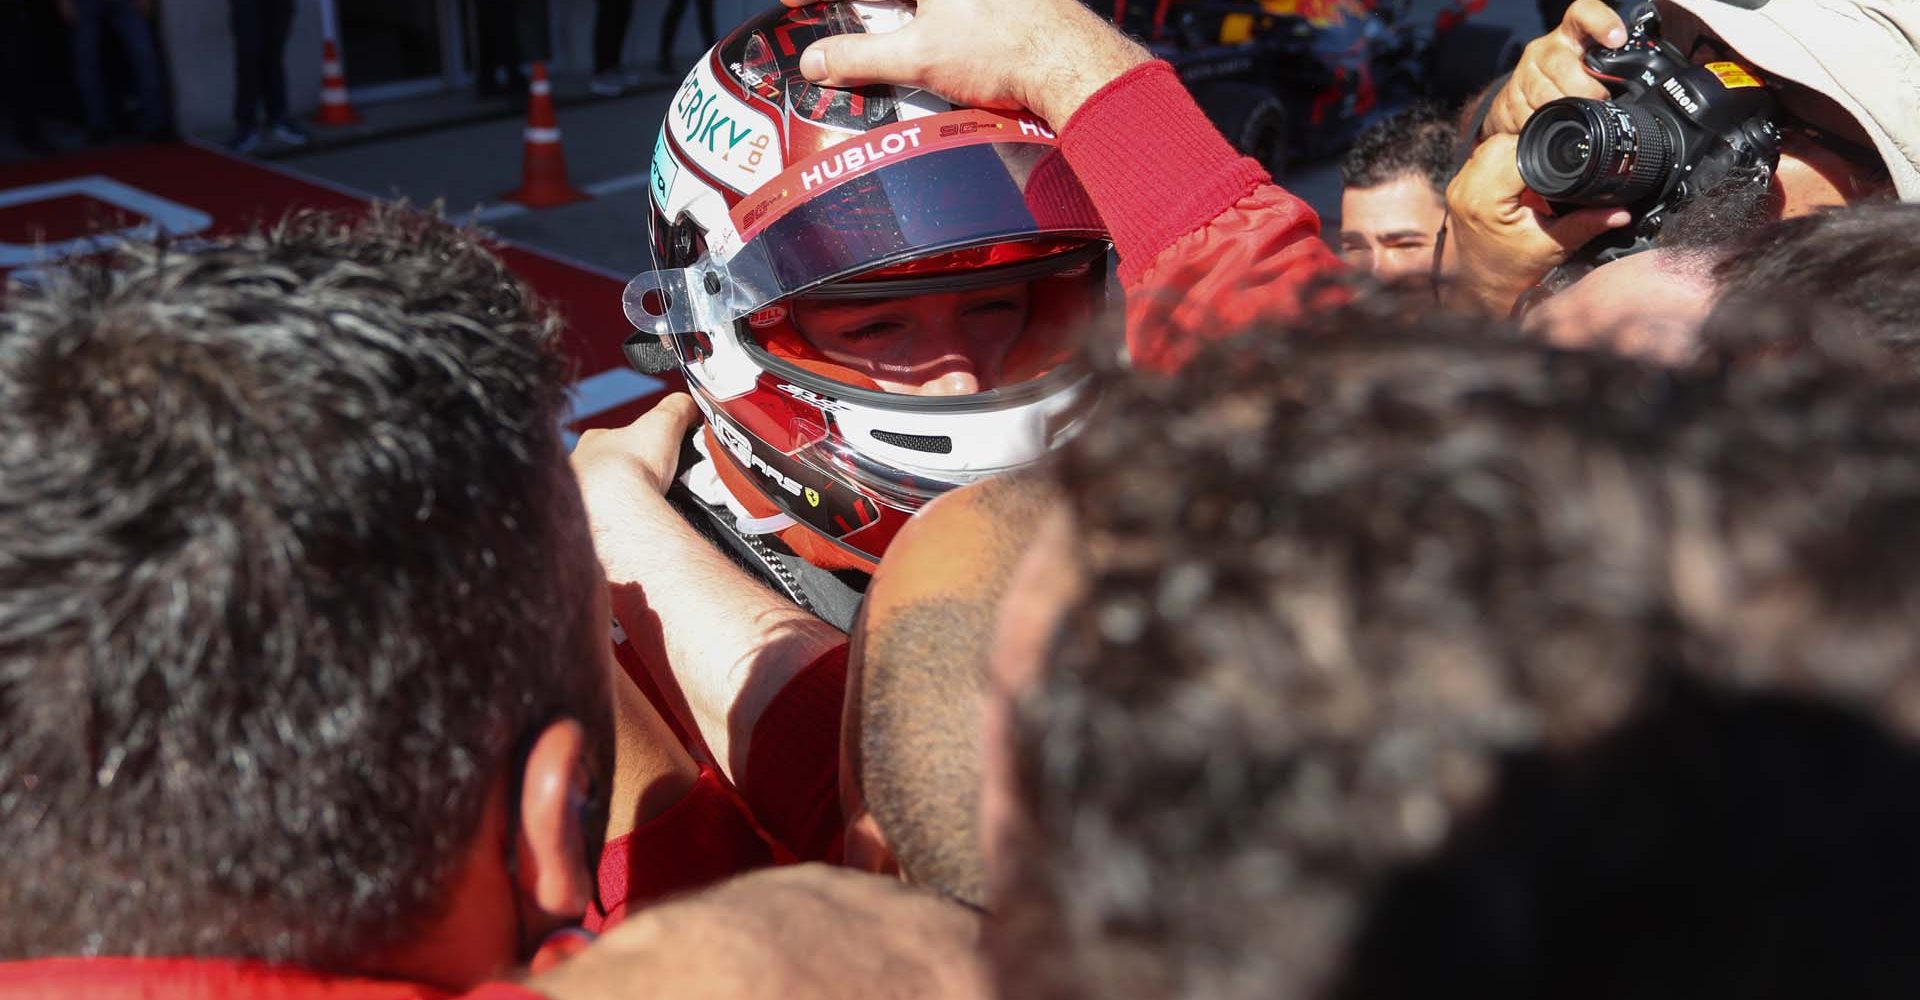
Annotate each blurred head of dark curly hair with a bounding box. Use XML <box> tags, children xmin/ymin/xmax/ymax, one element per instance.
<box><xmin>999</xmin><ymin>297</ymin><xmax>1920</xmax><ymax>1000</ymax></box>
<box><xmin>0</xmin><ymin>206</ymin><xmax>612</xmax><ymax>968</ymax></box>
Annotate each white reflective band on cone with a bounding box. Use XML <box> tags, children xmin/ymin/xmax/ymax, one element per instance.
<box><xmin>322</xmin><ymin>60</ymin><xmax>343</xmax><ymax>75</ymax></box>
<box><xmin>525</xmin><ymin>127</ymin><xmax>562</xmax><ymax>144</ymax></box>
<box><xmin>321</xmin><ymin>87</ymin><xmax>350</xmax><ymax>103</ymax></box>
<box><xmin>530</xmin><ymin>81</ymin><xmax>552</xmax><ymax>96</ymax></box>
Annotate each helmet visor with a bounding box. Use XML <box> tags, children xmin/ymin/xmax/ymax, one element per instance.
<box><xmin>624</xmin><ymin>111</ymin><xmax>1108</xmax><ymax>340</ymax></box>
<box><xmin>748</xmin><ymin>241</ymin><xmax>1106</xmax><ymax>400</ymax></box>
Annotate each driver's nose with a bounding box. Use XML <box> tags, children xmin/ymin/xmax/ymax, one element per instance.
<box><xmin>919</xmin><ymin>368</ymin><xmax>982</xmax><ymax>396</ymax></box>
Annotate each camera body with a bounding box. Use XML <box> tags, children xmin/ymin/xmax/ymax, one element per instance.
<box><xmin>1515</xmin><ymin>1</ymin><xmax>1783</xmax><ymax>252</ymax></box>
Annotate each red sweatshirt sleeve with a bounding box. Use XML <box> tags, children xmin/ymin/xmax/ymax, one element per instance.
<box><xmin>1059</xmin><ymin>60</ymin><xmax>1346</xmax><ymax>372</ymax></box>
<box><xmin>739</xmin><ymin>642</ymin><xmax>849</xmax><ymax>864</ymax></box>
<box><xmin>588</xmin><ymin>763</ymin><xmax>777</xmax><ymax>930</ymax></box>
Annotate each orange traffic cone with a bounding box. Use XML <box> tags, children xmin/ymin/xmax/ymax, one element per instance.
<box><xmin>313</xmin><ymin>39</ymin><xmax>362</xmax><ymax>126</ymax></box>
<box><xmin>502</xmin><ymin>63</ymin><xmax>589</xmax><ymax>209</ymax></box>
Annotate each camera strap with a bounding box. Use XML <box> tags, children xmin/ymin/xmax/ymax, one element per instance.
<box><xmin>1512</xmin><ymin>264</ymin><xmax>1585</xmax><ymax>319</ymax></box>
<box><xmin>1464</xmin><ymin>71</ymin><xmax>1509</xmax><ymax>144</ymax></box>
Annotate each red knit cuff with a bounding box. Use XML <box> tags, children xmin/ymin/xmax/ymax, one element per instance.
<box><xmin>1060</xmin><ymin>60</ymin><xmax>1271</xmax><ymax>283</ymax></box>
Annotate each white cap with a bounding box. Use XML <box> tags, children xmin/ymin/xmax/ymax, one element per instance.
<box><xmin>1661</xmin><ymin>0</ymin><xmax>1920</xmax><ymax>199</ymax></box>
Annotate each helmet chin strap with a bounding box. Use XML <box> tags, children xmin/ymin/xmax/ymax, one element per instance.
<box><xmin>695</xmin><ymin>428</ymin><xmax>880</xmax><ymax>575</ymax></box>
<box><xmin>686</xmin><ymin>432</ymin><xmax>798</xmax><ymax>536</ymax></box>
<box><xmin>622</xmin><ymin>331</ymin><xmax>682</xmax><ymax>376</ymax></box>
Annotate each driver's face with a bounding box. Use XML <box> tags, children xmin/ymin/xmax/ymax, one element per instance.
<box><xmin>790</xmin><ymin>281</ymin><xmax>1032</xmax><ymax>396</ymax></box>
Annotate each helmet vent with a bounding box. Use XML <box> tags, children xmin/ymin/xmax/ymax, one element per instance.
<box><xmin>870</xmin><ymin>429</ymin><xmax>954</xmax><ymax>455</ymax></box>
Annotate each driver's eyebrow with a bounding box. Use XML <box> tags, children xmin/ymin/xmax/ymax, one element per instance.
<box><xmin>1375</xmin><ymin>230</ymin><xmax>1436</xmax><ymax>243</ymax></box>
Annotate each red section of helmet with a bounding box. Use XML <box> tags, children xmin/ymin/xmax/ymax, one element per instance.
<box><xmin>720</xmin><ymin>7</ymin><xmax>906</xmax><ymax>171</ymax></box>
<box><xmin>702</xmin><ymin>427</ymin><xmax>883</xmax><ymax>574</ymax></box>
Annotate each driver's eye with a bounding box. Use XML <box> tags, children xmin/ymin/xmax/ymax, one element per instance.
<box><xmin>841</xmin><ymin>322</ymin><xmax>903</xmax><ymax>342</ymax></box>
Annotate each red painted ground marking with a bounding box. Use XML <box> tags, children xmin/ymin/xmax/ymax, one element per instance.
<box><xmin>0</xmin><ymin>141</ymin><xmax>676</xmax><ymax>433</ymax></box>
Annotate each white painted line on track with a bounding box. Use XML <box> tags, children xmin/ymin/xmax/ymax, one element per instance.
<box><xmin>468</xmin><ymin>171</ymin><xmax>650</xmax><ymax>227</ymax></box>
<box><xmin>561</xmin><ymin>367</ymin><xmax>667</xmax><ymax>450</ymax></box>
<box><xmin>472</xmin><ymin>200</ymin><xmax>529</xmax><ymax>224</ymax></box>
<box><xmin>0</xmin><ymin>175</ymin><xmax>213</xmax><ymax>265</ymax></box>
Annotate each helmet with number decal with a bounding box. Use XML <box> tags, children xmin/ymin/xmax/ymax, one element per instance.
<box><xmin>626</xmin><ymin>0</ymin><xmax>1111</xmax><ymax>573</ymax></box>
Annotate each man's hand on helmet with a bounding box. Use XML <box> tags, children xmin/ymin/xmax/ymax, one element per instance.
<box><xmin>1481</xmin><ymin>0</ymin><xmax>1627</xmax><ymax>138</ymax></box>
<box><xmin>778</xmin><ymin>0</ymin><xmax>1150</xmax><ymax>130</ymax></box>
<box><xmin>572</xmin><ymin>392</ymin><xmax>709</xmax><ymax>599</ymax></box>
<box><xmin>573</xmin><ymin>393</ymin><xmax>701</xmax><ymax>519</ymax></box>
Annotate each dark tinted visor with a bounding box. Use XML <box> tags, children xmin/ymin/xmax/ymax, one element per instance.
<box><xmin>625</xmin><ymin>119</ymin><xmax>1108</xmax><ymax>338</ymax></box>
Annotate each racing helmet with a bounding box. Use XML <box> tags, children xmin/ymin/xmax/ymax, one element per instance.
<box><xmin>625</xmin><ymin>0</ymin><xmax>1112</xmax><ymax>572</ymax></box>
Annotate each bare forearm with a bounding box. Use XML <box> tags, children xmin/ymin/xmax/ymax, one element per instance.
<box><xmin>604</xmin><ymin>663</ymin><xmax>701</xmax><ymax>844</ymax></box>
<box><xmin>592</xmin><ymin>491</ymin><xmax>845</xmax><ymax>785</ymax></box>
<box><xmin>1022</xmin><ymin>6</ymin><xmax>1151</xmax><ymax>130</ymax></box>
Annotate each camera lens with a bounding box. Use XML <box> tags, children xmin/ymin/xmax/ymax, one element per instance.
<box><xmin>1517</xmin><ymin>98</ymin><xmax>1675</xmax><ymax>207</ymax></box>
<box><xmin>1541</xmin><ymin>119</ymin><xmax>1594</xmax><ymax>176</ymax></box>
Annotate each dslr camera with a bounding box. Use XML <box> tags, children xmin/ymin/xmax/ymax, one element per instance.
<box><xmin>1515</xmin><ymin>0</ymin><xmax>1784</xmax><ymax>261</ymax></box>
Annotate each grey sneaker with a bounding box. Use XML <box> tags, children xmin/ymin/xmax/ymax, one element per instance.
<box><xmin>268</xmin><ymin>119</ymin><xmax>310</xmax><ymax>146</ymax></box>
<box><xmin>589</xmin><ymin>72</ymin><xmax>627</xmax><ymax>97</ymax></box>
<box><xmin>227</xmin><ymin>127</ymin><xmax>262</xmax><ymax>154</ymax></box>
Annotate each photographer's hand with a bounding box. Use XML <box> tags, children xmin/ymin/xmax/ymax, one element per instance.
<box><xmin>1444</xmin><ymin>133</ymin><xmax>1631</xmax><ymax>316</ymax></box>
<box><xmin>777</xmin><ymin>0</ymin><xmax>1149</xmax><ymax>131</ymax></box>
<box><xmin>1483</xmin><ymin>0</ymin><xmax>1628</xmax><ymax>138</ymax></box>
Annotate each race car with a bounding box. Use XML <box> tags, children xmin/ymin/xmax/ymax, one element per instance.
<box><xmin>1100</xmin><ymin>0</ymin><xmax>1521</xmax><ymax>174</ymax></box>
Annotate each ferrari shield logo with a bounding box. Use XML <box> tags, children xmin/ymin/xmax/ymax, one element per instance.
<box><xmin>805</xmin><ymin>487</ymin><xmax>821</xmax><ymax>508</ymax></box>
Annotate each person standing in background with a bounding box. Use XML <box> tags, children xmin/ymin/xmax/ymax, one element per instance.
<box><xmin>473</xmin><ymin>0</ymin><xmax>529</xmax><ymax>98</ymax></box>
<box><xmin>656</xmin><ymin>0</ymin><xmax>714</xmax><ymax>76</ymax></box>
<box><xmin>228</xmin><ymin>0</ymin><xmax>307</xmax><ymax>152</ymax></box>
<box><xmin>590</xmin><ymin>0</ymin><xmax>635</xmax><ymax>96</ymax></box>
<box><xmin>61</xmin><ymin>0</ymin><xmax>170</xmax><ymax>143</ymax></box>
<box><xmin>1336</xmin><ymin>104</ymin><xmax>1459</xmax><ymax>289</ymax></box>
<box><xmin>1</xmin><ymin>0</ymin><xmax>51</xmax><ymax>153</ymax></box>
